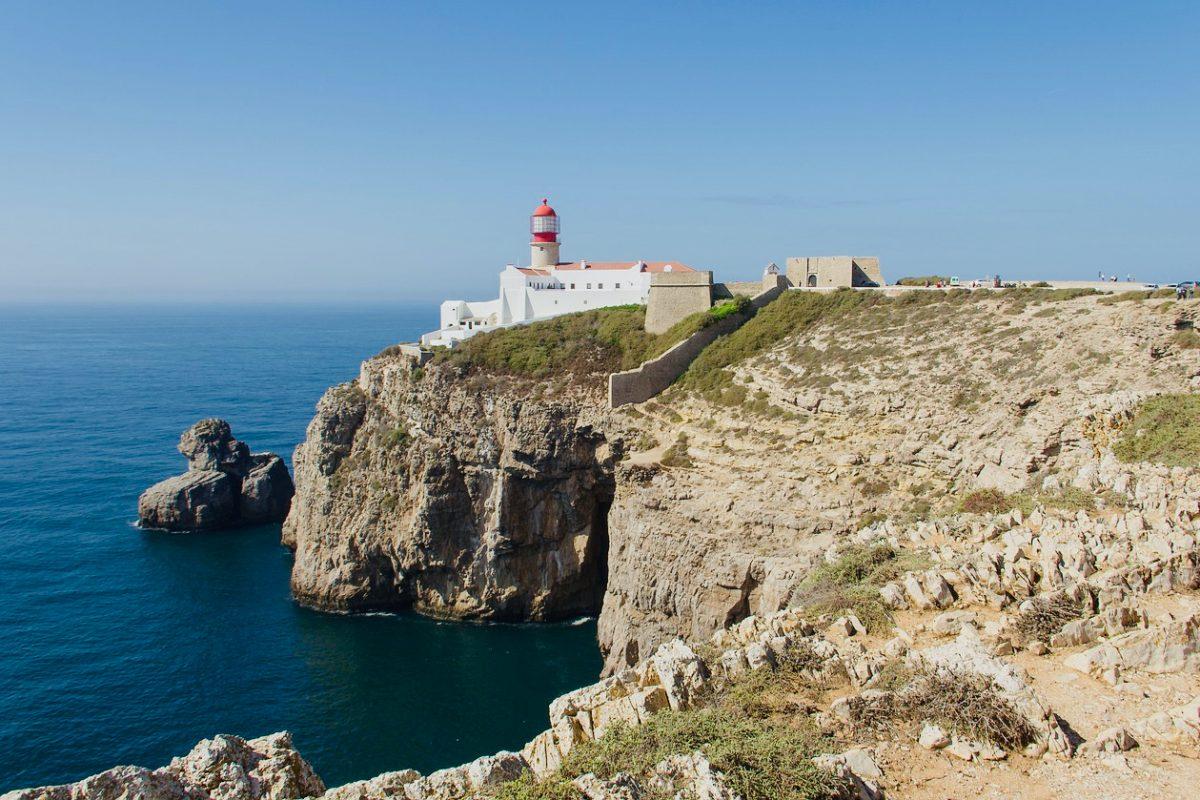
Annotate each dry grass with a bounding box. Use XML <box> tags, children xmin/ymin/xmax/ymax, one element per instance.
<box><xmin>901</xmin><ymin>670</ymin><xmax>1038</xmax><ymax>749</ymax></box>
<box><xmin>1014</xmin><ymin>594</ymin><xmax>1085</xmax><ymax>642</ymax></box>
<box><xmin>851</xmin><ymin>668</ymin><xmax>1038</xmax><ymax>750</ymax></box>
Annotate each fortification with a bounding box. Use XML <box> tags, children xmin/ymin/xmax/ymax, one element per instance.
<box><xmin>644</xmin><ymin>270</ymin><xmax>714</xmax><ymax>334</ymax></box>
<box><xmin>786</xmin><ymin>256</ymin><xmax>883</xmax><ymax>288</ymax></box>
<box><xmin>610</xmin><ymin>271</ymin><xmax>786</xmax><ymax>407</ymax></box>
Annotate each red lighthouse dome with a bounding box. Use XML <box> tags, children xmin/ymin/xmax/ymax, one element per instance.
<box><xmin>531</xmin><ymin>198</ymin><xmax>559</xmax><ymax>242</ymax></box>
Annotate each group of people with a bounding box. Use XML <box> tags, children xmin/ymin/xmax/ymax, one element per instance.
<box><xmin>1176</xmin><ymin>284</ymin><xmax>1195</xmax><ymax>300</ymax></box>
<box><xmin>1098</xmin><ymin>271</ymin><xmax>1135</xmax><ymax>282</ymax></box>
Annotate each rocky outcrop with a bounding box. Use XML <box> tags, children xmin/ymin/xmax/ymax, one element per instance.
<box><xmin>138</xmin><ymin>419</ymin><xmax>294</xmax><ymax>531</ymax></box>
<box><xmin>1</xmin><ymin>732</ymin><xmax>323</xmax><ymax>800</ymax></box>
<box><xmin>283</xmin><ymin>294</ymin><xmax>1200</xmax><ymax>673</ymax></box>
<box><xmin>282</xmin><ymin>360</ymin><xmax>616</xmax><ymax>619</ymax></box>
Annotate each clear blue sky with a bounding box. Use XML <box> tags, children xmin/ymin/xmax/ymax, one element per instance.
<box><xmin>2</xmin><ymin>1</ymin><xmax>1197</xmax><ymax>303</ymax></box>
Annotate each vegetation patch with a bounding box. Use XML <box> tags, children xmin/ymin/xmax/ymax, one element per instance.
<box><xmin>1037</xmin><ymin>486</ymin><xmax>1096</xmax><ymax>513</ymax></box>
<box><xmin>659</xmin><ymin>433</ymin><xmax>694</xmax><ymax>468</ymax></box>
<box><xmin>896</xmin><ymin>275</ymin><xmax>951</xmax><ymax>286</ymax></box>
<box><xmin>1099</xmin><ymin>288</ymin><xmax>1176</xmax><ymax>305</ymax></box>
<box><xmin>1172</xmin><ymin>329</ymin><xmax>1200</xmax><ymax>349</ymax></box>
<box><xmin>957</xmin><ymin>489</ymin><xmax>1032</xmax><ymax>515</ymax></box>
<box><xmin>380</xmin><ymin>423</ymin><xmax>408</xmax><ymax>449</ymax></box>
<box><xmin>430</xmin><ymin>306</ymin><xmax>663</xmax><ymax>384</ymax></box>
<box><xmin>678</xmin><ymin>289</ymin><xmax>879</xmax><ymax>402</ymax></box>
<box><xmin>795</xmin><ymin>543</ymin><xmax>929</xmax><ymax>632</ymax></box>
<box><xmin>1014</xmin><ymin>594</ymin><xmax>1086</xmax><ymax>642</ymax></box>
<box><xmin>900</xmin><ymin>670</ymin><xmax>1038</xmax><ymax>749</ymax></box>
<box><xmin>1113</xmin><ymin>394</ymin><xmax>1200</xmax><ymax>467</ymax></box>
<box><xmin>641</xmin><ymin>296</ymin><xmax>754</xmax><ymax>361</ymax></box>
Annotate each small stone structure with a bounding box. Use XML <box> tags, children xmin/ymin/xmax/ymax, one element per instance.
<box><xmin>610</xmin><ymin>271</ymin><xmax>787</xmax><ymax>407</ymax></box>
<box><xmin>644</xmin><ymin>271</ymin><xmax>715</xmax><ymax>334</ymax></box>
<box><xmin>787</xmin><ymin>256</ymin><xmax>883</xmax><ymax>288</ymax></box>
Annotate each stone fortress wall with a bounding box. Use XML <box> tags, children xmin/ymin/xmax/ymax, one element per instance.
<box><xmin>609</xmin><ymin>273</ymin><xmax>787</xmax><ymax>407</ymax></box>
<box><xmin>786</xmin><ymin>256</ymin><xmax>883</xmax><ymax>288</ymax></box>
<box><xmin>644</xmin><ymin>271</ymin><xmax>715</xmax><ymax>334</ymax></box>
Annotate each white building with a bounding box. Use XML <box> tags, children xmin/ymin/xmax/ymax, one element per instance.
<box><xmin>421</xmin><ymin>199</ymin><xmax>695</xmax><ymax>347</ymax></box>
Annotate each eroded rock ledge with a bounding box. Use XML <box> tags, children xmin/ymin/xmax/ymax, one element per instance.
<box><xmin>282</xmin><ymin>358</ymin><xmax>616</xmax><ymax>620</ymax></box>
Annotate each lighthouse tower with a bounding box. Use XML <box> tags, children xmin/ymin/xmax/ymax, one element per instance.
<box><xmin>530</xmin><ymin>198</ymin><xmax>560</xmax><ymax>268</ymax></box>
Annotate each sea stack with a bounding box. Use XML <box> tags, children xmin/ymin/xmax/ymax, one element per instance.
<box><xmin>138</xmin><ymin>419</ymin><xmax>294</xmax><ymax>531</ymax></box>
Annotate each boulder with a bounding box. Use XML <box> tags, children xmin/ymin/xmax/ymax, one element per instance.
<box><xmin>138</xmin><ymin>470</ymin><xmax>238</xmax><ymax>531</ymax></box>
<box><xmin>138</xmin><ymin>419</ymin><xmax>294</xmax><ymax>532</ymax></box>
<box><xmin>2</xmin><ymin>732</ymin><xmax>323</xmax><ymax>800</ymax></box>
<box><xmin>649</xmin><ymin>753</ymin><xmax>738</xmax><ymax>800</ymax></box>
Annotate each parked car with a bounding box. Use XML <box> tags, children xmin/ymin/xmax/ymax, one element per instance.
<box><xmin>1177</xmin><ymin>281</ymin><xmax>1200</xmax><ymax>290</ymax></box>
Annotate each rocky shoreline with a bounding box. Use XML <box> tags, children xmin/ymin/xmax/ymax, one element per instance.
<box><xmin>12</xmin><ymin>291</ymin><xmax>1200</xmax><ymax>800</ymax></box>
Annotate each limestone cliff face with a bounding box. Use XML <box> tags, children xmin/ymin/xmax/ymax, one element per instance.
<box><xmin>595</xmin><ymin>293</ymin><xmax>1200</xmax><ymax>672</ymax></box>
<box><xmin>286</xmin><ymin>294</ymin><xmax>1200</xmax><ymax>674</ymax></box>
<box><xmin>283</xmin><ymin>355</ymin><xmax>617</xmax><ymax>620</ymax></box>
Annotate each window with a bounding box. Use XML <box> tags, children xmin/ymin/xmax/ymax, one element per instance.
<box><xmin>615</xmin><ymin>283</ymin><xmax>621</xmax><ymax>289</ymax></box>
<box><xmin>587</xmin><ymin>283</ymin><xmax>592</xmax><ymax>289</ymax></box>
<box><xmin>570</xmin><ymin>283</ymin><xmax>575</xmax><ymax>289</ymax></box>
<box><xmin>598</xmin><ymin>283</ymin><xmax>604</xmax><ymax>289</ymax></box>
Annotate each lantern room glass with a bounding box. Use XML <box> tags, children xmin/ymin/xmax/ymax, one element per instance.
<box><xmin>531</xmin><ymin>215</ymin><xmax>559</xmax><ymax>234</ymax></box>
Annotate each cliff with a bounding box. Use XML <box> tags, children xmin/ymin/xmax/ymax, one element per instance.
<box><xmin>286</xmin><ymin>290</ymin><xmax>1200</xmax><ymax>673</ymax></box>
<box><xmin>282</xmin><ymin>359</ymin><xmax>616</xmax><ymax>620</ymax></box>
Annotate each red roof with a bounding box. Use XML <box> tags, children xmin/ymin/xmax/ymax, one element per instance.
<box><xmin>517</xmin><ymin>267</ymin><xmax>551</xmax><ymax>276</ymax></box>
<box><xmin>532</xmin><ymin>198</ymin><xmax>556</xmax><ymax>217</ymax></box>
<box><xmin>554</xmin><ymin>261</ymin><xmax>695</xmax><ymax>273</ymax></box>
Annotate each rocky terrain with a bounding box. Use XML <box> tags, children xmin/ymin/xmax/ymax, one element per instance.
<box><xmin>139</xmin><ymin>419</ymin><xmax>294</xmax><ymax>531</ymax></box>
<box><xmin>26</xmin><ymin>288</ymin><xmax>1200</xmax><ymax>799</ymax></box>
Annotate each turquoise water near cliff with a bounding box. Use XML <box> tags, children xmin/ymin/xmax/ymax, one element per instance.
<box><xmin>0</xmin><ymin>306</ymin><xmax>602</xmax><ymax>790</ymax></box>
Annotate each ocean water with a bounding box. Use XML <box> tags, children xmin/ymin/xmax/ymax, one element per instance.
<box><xmin>0</xmin><ymin>306</ymin><xmax>602</xmax><ymax>790</ymax></box>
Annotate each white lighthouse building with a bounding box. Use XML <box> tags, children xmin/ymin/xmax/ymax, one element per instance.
<box><xmin>420</xmin><ymin>200</ymin><xmax>696</xmax><ymax>348</ymax></box>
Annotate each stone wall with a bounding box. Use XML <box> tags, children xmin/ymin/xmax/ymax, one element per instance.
<box><xmin>713</xmin><ymin>281</ymin><xmax>763</xmax><ymax>298</ymax></box>
<box><xmin>786</xmin><ymin>256</ymin><xmax>884</xmax><ymax>288</ymax></box>
<box><xmin>609</xmin><ymin>280</ymin><xmax>785</xmax><ymax>408</ymax></box>
<box><xmin>644</xmin><ymin>271</ymin><xmax>714</xmax><ymax>334</ymax></box>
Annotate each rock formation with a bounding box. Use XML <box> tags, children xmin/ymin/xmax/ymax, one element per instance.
<box><xmin>138</xmin><ymin>419</ymin><xmax>294</xmax><ymax>531</ymax></box>
<box><xmin>282</xmin><ymin>293</ymin><xmax>1200</xmax><ymax>672</ymax></box>
<box><xmin>282</xmin><ymin>367</ymin><xmax>614</xmax><ymax>618</ymax></box>
<box><xmin>2</xmin><ymin>732</ymin><xmax>323</xmax><ymax>800</ymax></box>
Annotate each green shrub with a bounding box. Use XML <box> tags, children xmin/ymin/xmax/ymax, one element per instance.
<box><xmin>491</xmin><ymin>774</ymin><xmax>580</xmax><ymax>800</ymax></box>
<box><xmin>1114</xmin><ymin>394</ymin><xmax>1200</xmax><ymax>467</ymax></box>
<box><xmin>660</xmin><ymin>433</ymin><xmax>694</xmax><ymax>468</ymax></box>
<box><xmin>430</xmin><ymin>306</ymin><xmax>661</xmax><ymax>383</ymax></box>
<box><xmin>561</xmin><ymin>709</ymin><xmax>838</xmax><ymax>800</ymax></box>
<box><xmin>381</xmin><ymin>424</ymin><xmax>408</xmax><ymax>449</ymax></box>
<box><xmin>958</xmin><ymin>489</ymin><xmax>1031</xmax><ymax>515</ymax></box>
<box><xmin>896</xmin><ymin>275</ymin><xmax>951</xmax><ymax>286</ymax></box>
<box><xmin>795</xmin><ymin>543</ymin><xmax>928</xmax><ymax>632</ymax></box>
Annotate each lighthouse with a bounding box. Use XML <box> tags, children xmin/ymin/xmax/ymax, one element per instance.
<box><xmin>420</xmin><ymin>198</ymin><xmax>699</xmax><ymax>348</ymax></box>
<box><xmin>530</xmin><ymin>198</ymin><xmax>560</xmax><ymax>268</ymax></box>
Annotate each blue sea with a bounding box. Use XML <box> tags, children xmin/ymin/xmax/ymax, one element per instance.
<box><xmin>0</xmin><ymin>305</ymin><xmax>602</xmax><ymax>791</ymax></box>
